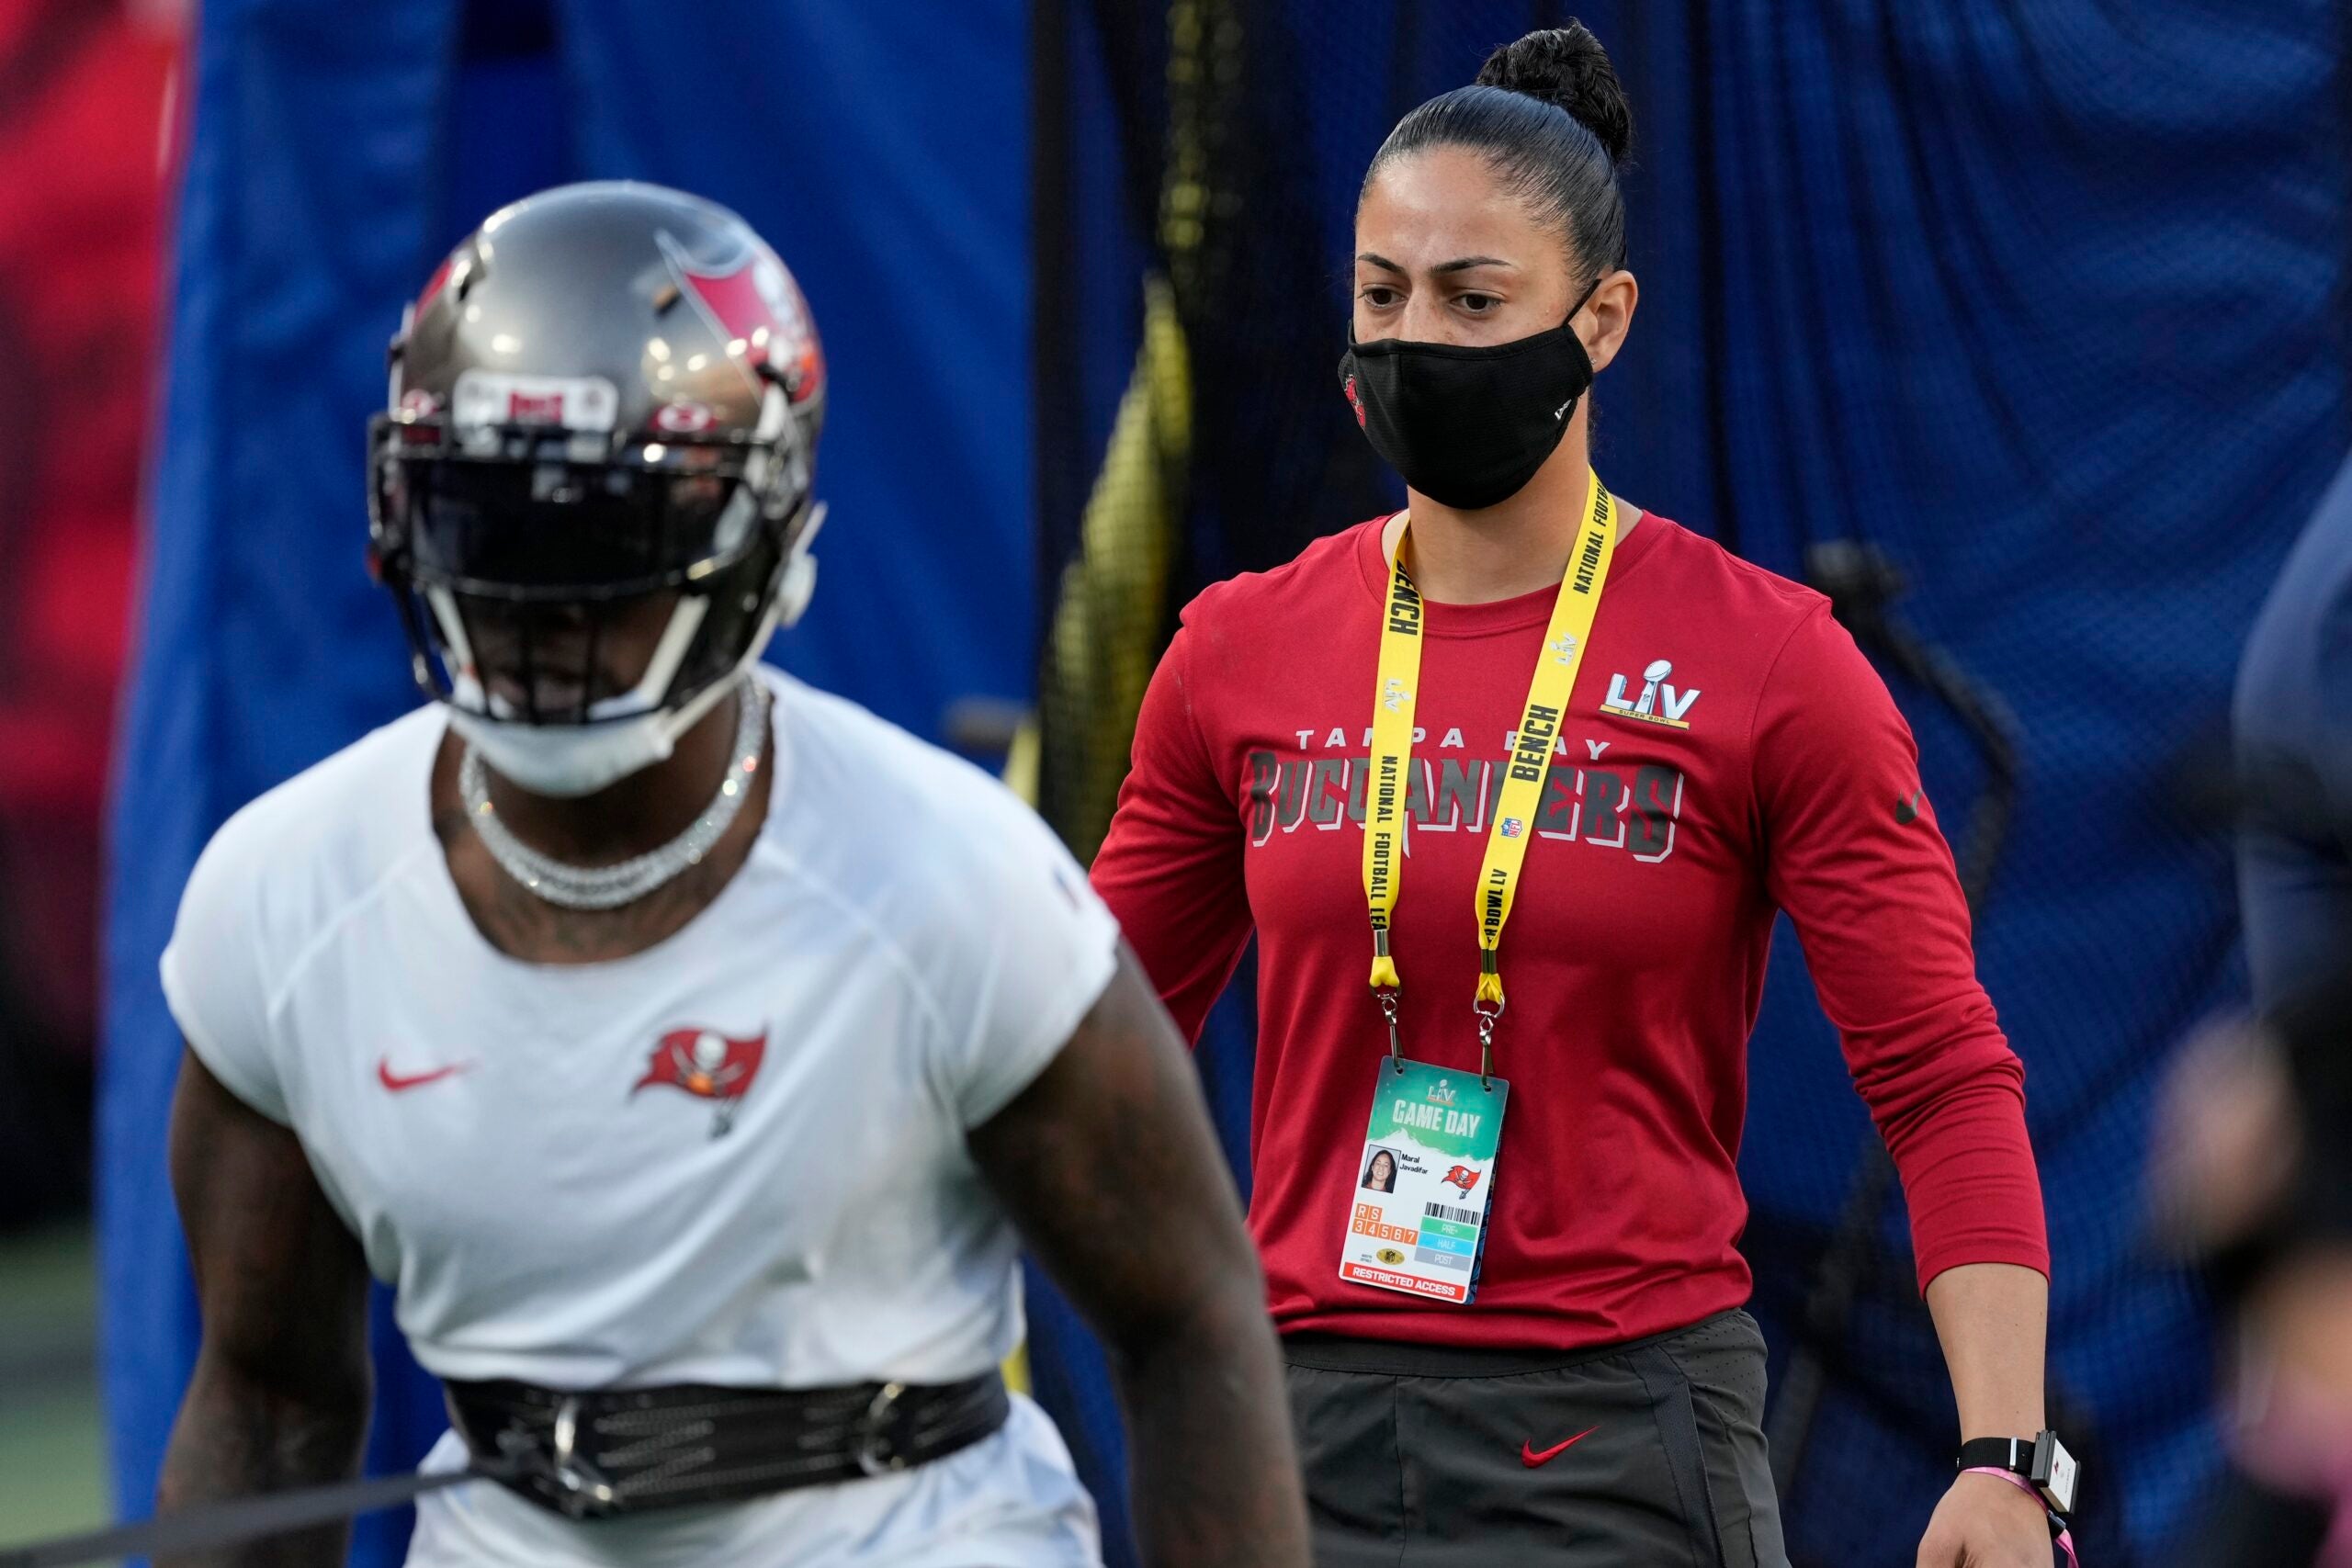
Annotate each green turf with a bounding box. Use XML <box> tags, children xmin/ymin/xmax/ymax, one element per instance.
<box><xmin>0</xmin><ymin>1220</ymin><xmax>115</xmax><ymax>1559</ymax></box>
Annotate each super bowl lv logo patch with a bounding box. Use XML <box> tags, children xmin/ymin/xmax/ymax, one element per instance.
<box><xmin>634</xmin><ymin>1027</ymin><xmax>766</xmax><ymax>1138</ymax></box>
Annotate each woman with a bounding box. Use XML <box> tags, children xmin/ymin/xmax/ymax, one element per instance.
<box><xmin>1362</xmin><ymin>1148</ymin><xmax>1398</xmax><ymax>1193</ymax></box>
<box><xmin>1091</xmin><ymin>25</ymin><xmax>2063</xmax><ymax>1568</ymax></box>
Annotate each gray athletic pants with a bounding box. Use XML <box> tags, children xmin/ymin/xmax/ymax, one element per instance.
<box><xmin>1283</xmin><ymin>1310</ymin><xmax>1791</xmax><ymax>1567</ymax></box>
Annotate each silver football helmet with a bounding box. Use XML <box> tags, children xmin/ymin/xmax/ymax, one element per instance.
<box><xmin>368</xmin><ymin>181</ymin><xmax>826</xmax><ymax>747</ymax></box>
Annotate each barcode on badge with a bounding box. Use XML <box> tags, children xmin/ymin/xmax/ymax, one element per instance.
<box><xmin>1423</xmin><ymin>1200</ymin><xmax>1480</xmax><ymax>1226</ymax></box>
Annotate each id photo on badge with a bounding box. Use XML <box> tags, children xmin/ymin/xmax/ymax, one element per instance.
<box><xmin>1361</xmin><ymin>1146</ymin><xmax>1400</xmax><ymax>1192</ymax></box>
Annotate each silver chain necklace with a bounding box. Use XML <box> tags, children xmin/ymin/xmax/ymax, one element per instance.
<box><xmin>458</xmin><ymin>679</ymin><xmax>770</xmax><ymax>910</ymax></box>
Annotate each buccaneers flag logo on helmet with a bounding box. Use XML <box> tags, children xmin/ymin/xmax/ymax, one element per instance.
<box><xmin>634</xmin><ymin>1027</ymin><xmax>767</xmax><ymax>1138</ymax></box>
<box><xmin>1442</xmin><ymin>1164</ymin><xmax>1483</xmax><ymax>1194</ymax></box>
<box><xmin>659</xmin><ymin>232</ymin><xmax>824</xmax><ymax>404</ymax></box>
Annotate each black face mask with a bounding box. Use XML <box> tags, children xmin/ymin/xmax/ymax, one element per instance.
<box><xmin>1339</xmin><ymin>278</ymin><xmax>1601</xmax><ymax>511</ymax></box>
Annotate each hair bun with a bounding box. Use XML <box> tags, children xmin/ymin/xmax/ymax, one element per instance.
<box><xmin>1476</xmin><ymin>23</ymin><xmax>1633</xmax><ymax>165</ymax></box>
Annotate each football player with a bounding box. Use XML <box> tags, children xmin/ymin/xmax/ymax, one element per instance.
<box><xmin>153</xmin><ymin>181</ymin><xmax>1307</xmax><ymax>1568</ymax></box>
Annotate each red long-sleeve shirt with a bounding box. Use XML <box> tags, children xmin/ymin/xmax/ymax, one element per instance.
<box><xmin>1091</xmin><ymin>511</ymin><xmax>2048</xmax><ymax>1349</ymax></box>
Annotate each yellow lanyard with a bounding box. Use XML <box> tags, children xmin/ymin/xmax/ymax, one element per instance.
<box><xmin>1363</xmin><ymin>468</ymin><xmax>1622</xmax><ymax>1081</ymax></box>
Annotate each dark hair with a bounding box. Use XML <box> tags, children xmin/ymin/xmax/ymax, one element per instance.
<box><xmin>1365</xmin><ymin>23</ymin><xmax>1633</xmax><ymax>284</ymax></box>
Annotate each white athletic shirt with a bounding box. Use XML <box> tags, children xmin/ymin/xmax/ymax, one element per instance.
<box><xmin>160</xmin><ymin>666</ymin><xmax>1120</xmax><ymax>1567</ymax></box>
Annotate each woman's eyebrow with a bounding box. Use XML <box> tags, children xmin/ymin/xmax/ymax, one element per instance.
<box><xmin>1353</xmin><ymin>252</ymin><xmax>1517</xmax><ymax>274</ymax></box>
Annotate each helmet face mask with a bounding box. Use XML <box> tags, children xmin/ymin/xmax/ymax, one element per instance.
<box><xmin>367</xmin><ymin>181</ymin><xmax>826</xmax><ymax>732</ymax></box>
<box><xmin>447</xmin><ymin>592</ymin><xmax>684</xmax><ymax>723</ymax></box>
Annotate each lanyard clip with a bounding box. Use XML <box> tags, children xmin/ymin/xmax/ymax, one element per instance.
<box><xmin>1376</xmin><ymin>988</ymin><xmax>1404</xmax><ymax>1072</ymax></box>
<box><xmin>1472</xmin><ymin>998</ymin><xmax>1504</xmax><ymax>1090</ymax></box>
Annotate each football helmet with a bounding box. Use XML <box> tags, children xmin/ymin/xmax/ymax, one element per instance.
<box><xmin>368</xmin><ymin>181</ymin><xmax>825</xmax><ymax>791</ymax></box>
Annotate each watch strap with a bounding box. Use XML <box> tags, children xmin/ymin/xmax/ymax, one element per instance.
<box><xmin>1955</xmin><ymin>1436</ymin><xmax>2035</xmax><ymax>1475</ymax></box>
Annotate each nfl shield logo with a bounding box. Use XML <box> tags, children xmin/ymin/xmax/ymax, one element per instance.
<box><xmin>1500</xmin><ymin>818</ymin><xmax>1525</xmax><ymax>839</ymax></box>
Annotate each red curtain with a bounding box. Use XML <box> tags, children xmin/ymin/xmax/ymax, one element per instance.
<box><xmin>0</xmin><ymin>0</ymin><xmax>175</xmax><ymax>1053</ymax></box>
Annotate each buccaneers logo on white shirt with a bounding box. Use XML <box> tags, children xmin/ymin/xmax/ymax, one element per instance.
<box><xmin>633</xmin><ymin>1027</ymin><xmax>767</xmax><ymax>1137</ymax></box>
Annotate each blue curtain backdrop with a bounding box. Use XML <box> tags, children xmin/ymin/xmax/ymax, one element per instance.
<box><xmin>1608</xmin><ymin>7</ymin><xmax>2348</xmax><ymax>1556</ymax></box>
<box><xmin>98</xmin><ymin>2</ymin><xmax>1031</xmax><ymax>1561</ymax></box>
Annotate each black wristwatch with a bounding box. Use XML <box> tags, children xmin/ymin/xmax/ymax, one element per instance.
<box><xmin>1956</xmin><ymin>1429</ymin><xmax>2078</xmax><ymax>1519</ymax></box>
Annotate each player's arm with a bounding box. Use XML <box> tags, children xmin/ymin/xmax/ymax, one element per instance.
<box><xmin>968</xmin><ymin>948</ymin><xmax>1310</xmax><ymax>1568</ymax></box>
<box><xmin>156</xmin><ymin>1047</ymin><xmax>373</xmax><ymax>1567</ymax></box>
